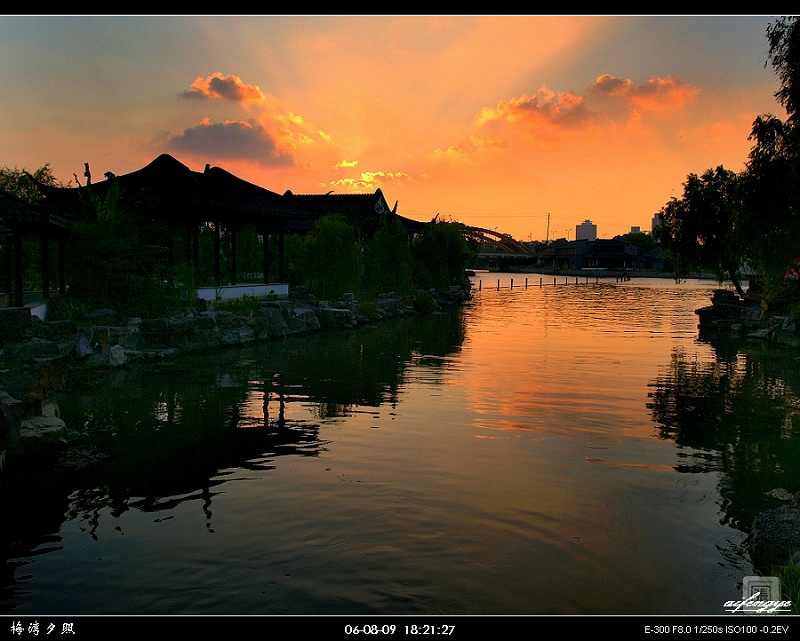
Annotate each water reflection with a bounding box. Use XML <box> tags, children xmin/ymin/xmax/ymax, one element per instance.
<box><xmin>647</xmin><ymin>338</ymin><xmax>800</xmax><ymax>532</ymax></box>
<box><xmin>1</xmin><ymin>312</ymin><xmax>466</xmax><ymax>611</ymax></box>
<box><xmin>4</xmin><ymin>277</ymin><xmax>800</xmax><ymax>614</ymax></box>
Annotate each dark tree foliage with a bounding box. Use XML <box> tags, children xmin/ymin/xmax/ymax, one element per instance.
<box><xmin>299</xmin><ymin>214</ymin><xmax>364</xmax><ymax>301</ymax></box>
<box><xmin>0</xmin><ymin>163</ymin><xmax>67</xmax><ymax>201</ymax></box>
<box><xmin>738</xmin><ymin>17</ymin><xmax>800</xmax><ymax>305</ymax></box>
<box><xmin>363</xmin><ymin>216</ymin><xmax>413</xmax><ymax>296</ymax></box>
<box><xmin>411</xmin><ymin>220</ymin><xmax>474</xmax><ymax>291</ymax></box>
<box><xmin>767</xmin><ymin>16</ymin><xmax>800</xmax><ymax>123</ymax></box>
<box><xmin>66</xmin><ymin>181</ymin><xmax>175</xmax><ymax>317</ymax></box>
<box><xmin>654</xmin><ymin>166</ymin><xmax>747</xmax><ymax>298</ymax></box>
<box><xmin>655</xmin><ymin>17</ymin><xmax>800</xmax><ymax>308</ymax></box>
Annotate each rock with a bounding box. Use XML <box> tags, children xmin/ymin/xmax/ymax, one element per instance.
<box><xmin>73</xmin><ymin>333</ymin><xmax>94</xmax><ymax>358</ymax></box>
<box><xmin>749</xmin><ymin>499</ymin><xmax>800</xmax><ymax>572</ymax></box>
<box><xmin>767</xmin><ymin>488</ymin><xmax>795</xmax><ymax>501</ymax></box>
<box><xmin>0</xmin><ymin>307</ymin><xmax>33</xmax><ymax>345</ymax></box>
<box><xmin>108</xmin><ymin>344</ymin><xmax>125</xmax><ymax>366</ymax></box>
<box><xmin>19</xmin><ymin>415</ymin><xmax>68</xmax><ymax>440</ymax></box>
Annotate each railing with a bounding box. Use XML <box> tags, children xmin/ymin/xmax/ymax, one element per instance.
<box><xmin>472</xmin><ymin>273</ymin><xmax>631</xmax><ymax>291</ymax></box>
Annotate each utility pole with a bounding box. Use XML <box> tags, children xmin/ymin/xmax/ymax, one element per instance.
<box><xmin>545</xmin><ymin>213</ymin><xmax>550</xmax><ymax>242</ymax></box>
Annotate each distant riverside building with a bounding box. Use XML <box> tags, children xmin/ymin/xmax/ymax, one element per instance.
<box><xmin>630</xmin><ymin>226</ymin><xmax>641</xmax><ymax>234</ymax></box>
<box><xmin>652</xmin><ymin>214</ymin><xmax>662</xmax><ymax>234</ymax></box>
<box><xmin>576</xmin><ymin>219</ymin><xmax>597</xmax><ymax>241</ymax></box>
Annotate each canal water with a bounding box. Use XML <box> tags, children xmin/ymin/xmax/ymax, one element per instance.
<box><xmin>2</xmin><ymin>274</ymin><xmax>799</xmax><ymax>615</ymax></box>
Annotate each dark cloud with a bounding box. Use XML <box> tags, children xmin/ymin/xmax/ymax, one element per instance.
<box><xmin>514</xmin><ymin>92</ymin><xmax>593</xmax><ymax>127</ymax></box>
<box><xmin>167</xmin><ymin>119</ymin><xmax>294</xmax><ymax>167</ymax></box>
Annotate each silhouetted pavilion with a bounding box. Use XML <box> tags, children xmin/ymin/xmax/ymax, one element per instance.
<box><xmin>0</xmin><ymin>189</ymin><xmax>72</xmax><ymax>307</ymax></box>
<box><xmin>25</xmin><ymin>154</ymin><xmax>429</xmax><ymax>300</ymax></box>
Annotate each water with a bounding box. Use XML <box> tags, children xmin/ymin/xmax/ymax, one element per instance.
<box><xmin>2</xmin><ymin>274</ymin><xmax>800</xmax><ymax>615</ymax></box>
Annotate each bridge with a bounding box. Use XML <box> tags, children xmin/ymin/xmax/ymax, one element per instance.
<box><xmin>464</xmin><ymin>226</ymin><xmax>535</xmax><ymax>256</ymax></box>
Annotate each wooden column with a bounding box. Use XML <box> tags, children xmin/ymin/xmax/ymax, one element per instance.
<box><xmin>278</xmin><ymin>228</ymin><xmax>285</xmax><ymax>283</ymax></box>
<box><xmin>4</xmin><ymin>235</ymin><xmax>12</xmax><ymax>304</ymax></box>
<box><xmin>261</xmin><ymin>227</ymin><xmax>270</xmax><ymax>284</ymax></box>
<box><xmin>13</xmin><ymin>233</ymin><xmax>23</xmax><ymax>306</ymax></box>
<box><xmin>230</xmin><ymin>226</ymin><xmax>237</xmax><ymax>286</ymax></box>
<box><xmin>192</xmin><ymin>223</ymin><xmax>200</xmax><ymax>286</ymax></box>
<box><xmin>58</xmin><ymin>235</ymin><xmax>66</xmax><ymax>294</ymax></box>
<box><xmin>214</xmin><ymin>221</ymin><xmax>221</xmax><ymax>287</ymax></box>
<box><xmin>41</xmin><ymin>231</ymin><xmax>50</xmax><ymax>299</ymax></box>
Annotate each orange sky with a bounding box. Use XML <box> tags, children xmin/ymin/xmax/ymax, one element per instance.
<box><xmin>0</xmin><ymin>15</ymin><xmax>786</xmax><ymax>240</ymax></box>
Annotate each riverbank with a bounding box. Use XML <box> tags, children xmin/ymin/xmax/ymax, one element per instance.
<box><xmin>0</xmin><ymin>285</ymin><xmax>472</xmax><ymax>459</ymax></box>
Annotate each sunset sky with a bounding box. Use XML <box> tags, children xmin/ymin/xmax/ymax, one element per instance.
<box><xmin>0</xmin><ymin>15</ymin><xmax>788</xmax><ymax>240</ymax></box>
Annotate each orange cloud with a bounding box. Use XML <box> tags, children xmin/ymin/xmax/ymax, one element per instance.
<box><xmin>183</xmin><ymin>72</ymin><xmax>267</xmax><ymax>106</ymax></box>
<box><xmin>476</xmin><ymin>87</ymin><xmax>593</xmax><ymax>129</ymax></box>
<box><xmin>587</xmin><ymin>74</ymin><xmax>699</xmax><ymax>115</ymax></box>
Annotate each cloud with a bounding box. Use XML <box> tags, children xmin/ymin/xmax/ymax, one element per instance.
<box><xmin>182</xmin><ymin>72</ymin><xmax>267</xmax><ymax>106</ymax></box>
<box><xmin>586</xmin><ymin>73</ymin><xmax>699</xmax><ymax>115</ymax></box>
<box><xmin>327</xmin><ymin>169</ymin><xmax>412</xmax><ymax>191</ymax></box>
<box><xmin>167</xmin><ymin>118</ymin><xmax>295</xmax><ymax>167</ymax></box>
<box><xmin>429</xmin><ymin>73</ymin><xmax>702</xmax><ymax>168</ymax></box>
<box><xmin>335</xmin><ymin>159</ymin><xmax>359</xmax><ymax>169</ymax></box>
<box><xmin>476</xmin><ymin>87</ymin><xmax>594</xmax><ymax>130</ymax></box>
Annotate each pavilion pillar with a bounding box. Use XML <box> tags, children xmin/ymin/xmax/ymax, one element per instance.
<box><xmin>185</xmin><ymin>221</ymin><xmax>192</xmax><ymax>265</ymax></box>
<box><xmin>278</xmin><ymin>228</ymin><xmax>285</xmax><ymax>283</ymax></box>
<box><xmin>4</xmin><ymin>235</ymin><xmax>12</xmax><ymax>305</ymax></box>
<box><xmin>230</xmin><ymin>226</ymin><xmax>237</xmax><ymax>286</ymax></box>
<box><xmin>214</xmin><ymin>221</ymin><xmax>221</xmax><ymax>287</ymax></box>
<box><xmin>261</xmin><ymin>227</ymin><xmax>270</xmax><ymax>284</ymax></box>
<box><xmin>41</xmin><ymin>232</ymin><xmax>50</xmax><ymax>299</ymax></box>
<box><xmin>192</xmin><ymin>223</ymin><xmax>200</xmax><ymax>286</ymax></box>
<box><xmin>13</xmin><ymin>233</ymin><xmax>23</xmax><ymax>307</ymax></box>
<box><xmin>58</xmin><ymin>236</ymin><xmax>66</xmax><ymax>294</ymax></box>
<box><xmin>166</xmin><ymin>220</ymin><xmax>174</xmax><ymax>288</ymax></box>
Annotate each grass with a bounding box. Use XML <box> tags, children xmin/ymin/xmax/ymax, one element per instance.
<box><xmin>769</xmin><ymin>563</ymin><xmax>800</xmax><ymax>614</ymax></box>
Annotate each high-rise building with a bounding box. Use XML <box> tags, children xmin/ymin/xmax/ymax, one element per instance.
<box><xmin>576</xmin><ymin>219</ymin><xmax>597</xmax><ymax>241</ymax></box>
<box><xmin>652</xmin><ymin>213</ymin><xmax>662</xmax><ymax>234</ymax></box>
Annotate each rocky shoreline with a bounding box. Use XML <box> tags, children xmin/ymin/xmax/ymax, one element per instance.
<box><xmin>0</xmin><ymin>285</ymin><xmax>471</xmax><ymax>460</ymax></box>
<box><xmin>694</xmin><ymin>288</ymin><xmax>800</xmax><ymax>577</ymax></box>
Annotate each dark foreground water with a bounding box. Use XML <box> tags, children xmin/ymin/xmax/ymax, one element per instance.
<box><xmin>2</xmin><ymin>275</ymin><xmax>800</xmax><ymax>618</ymax></box>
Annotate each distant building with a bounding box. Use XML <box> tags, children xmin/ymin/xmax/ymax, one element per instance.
<box><xmin>651</xmin><ymin>214</ymin><xmax>662</xmax><ymax>234</ymax></box>
<box><xmin>576</xmin><ymin>219</ymin><xmax>597</xmax><ymax>241</ymax></box>
<box><xmin>630</xmin><ymin>226</ymin><xmax>641</xmax><ymax>234</ymax></box>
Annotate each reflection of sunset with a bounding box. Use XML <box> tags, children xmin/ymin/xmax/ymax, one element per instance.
<box><xmin>13</xmin><ymin>278</ymin><xmax>792</xmax><ymax>614</ymax></box>
<box><xmin>450</xmin><ymin>278</ymin><xmax>718</xmax><ymax>442</ymax></box>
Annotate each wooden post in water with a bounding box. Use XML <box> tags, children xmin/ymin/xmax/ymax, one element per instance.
<box><xmin>525</xmin><ymin>278</ymin><xmax>528</xmax><ymax>289</ymax></box>
<box><xmin>511</xmin><ymin>278</ymin><xmax>514</xmax><ymax>289</ymax></box>
<box><xmin>540</xmin><ymin>278</ymin><xmax>542</xmax><ymax>287</ymax></box>
<box><xmin>497</xmin><ymin>279</ymin><xmax>500</xmax><ymax>291</ymax></box>
<box><xmin>553</xmin><ymin>277</ymin><xmax>556</xmax><ymax>286</ymax></box>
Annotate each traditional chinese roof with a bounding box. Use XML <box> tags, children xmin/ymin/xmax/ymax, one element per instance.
<box><xmin>29</xmin><ymin>154</ymin><xmax>426</xmax><ymax>234</ymax></box>
<box><xmin>283</xmin><ymin>188</ymin><xmax>426</xmax><ymax>234</ymax></box>
<box><xmin>0</xmin><ymin>189</ymin><xmax>72</xmax><ymax>234</ymax></box>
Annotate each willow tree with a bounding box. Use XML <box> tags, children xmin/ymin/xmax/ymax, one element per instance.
<box><xmin>654</xmin><ymin>166</ymin><xmax>747</xmax><ymax>298</ymax></box>
<box><xmin>738</xmin><ymin>17</ymin><xmax>800</xmax><ymax>303</ymax></box>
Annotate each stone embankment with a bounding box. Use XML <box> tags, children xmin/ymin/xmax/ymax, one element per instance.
<box><xmin>695</xmin><ymin>288</ymin><xmax>800</xmax><ymax>348</ymax></box>
<box><xmin>696</xmin><ymin>288</ymin><xmax>800</xmax><ymax>575</ymax></box>
<box><xmin>0</xmin><ymin>285</ymin><xmax>471</xmax><ymax>464</ymax></box>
